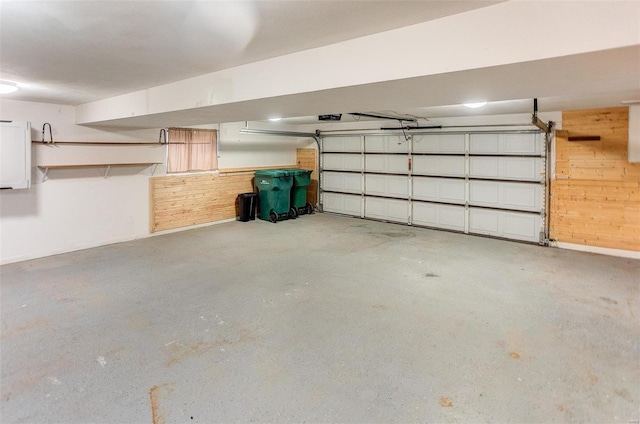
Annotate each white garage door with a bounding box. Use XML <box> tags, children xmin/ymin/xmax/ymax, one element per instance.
<box><xmin>320</xmin><ymin>132</ymin><xmax>546</xmax><ymax>243</ymax></box>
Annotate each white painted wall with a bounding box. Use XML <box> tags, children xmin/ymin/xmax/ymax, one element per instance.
<box><xmin>2</xmin><ymin>99</ymin><xmax>158</xmax><ymax>142</ymax></box>
<box><xmin>1</xmin><ymin>174</ymin><xmax>152</xmax><ymax>264</ymax></box>
<box><xmin>0</xmin><ymin>100</ymin><xmax>160</xmax><ymax>264</ymax></box>
<box><xmin>0</xmin><ymin>101</ymin><xmax>146</xmax><ymax>263</ymax></box>
<box><xmin>0</xmin><ymin>100</ymin><xmax>312</xmax><ymax>264</ymax></box>
<box><xmin>218</xmin><ymin>121</ymin><xmax>314</xmax><ymax>169</ymax></box>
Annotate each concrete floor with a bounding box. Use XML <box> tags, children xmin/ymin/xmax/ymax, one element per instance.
<box><xmin>1</xmin><ymin>213</ymin><xmax>638</xmax><ymax>423</ymax></box>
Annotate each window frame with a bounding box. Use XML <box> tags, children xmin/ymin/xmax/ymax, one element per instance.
<box><xmin>166</xmin><ymin>127</ymin><xmax>219</xmax><ymax>174</ymax></box>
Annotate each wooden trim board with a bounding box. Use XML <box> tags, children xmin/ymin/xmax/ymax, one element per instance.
<box><xmin>219</xmin><ymin>164</ymin><xmax>297</xmax><ymax>174</ymax></box>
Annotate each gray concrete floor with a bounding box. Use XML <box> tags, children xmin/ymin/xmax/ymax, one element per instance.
<box><xmin>1</xmin><ymin>213</ymin><xmax>639</xmax><ymax>423</ymax></box>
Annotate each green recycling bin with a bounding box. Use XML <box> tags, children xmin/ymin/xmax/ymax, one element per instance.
<box><xmin>254</xmin><ymin>169</ymin><xmax>295</xmax><ymax>223</ymax></box>
<box><xmin>281</xmin><ymin>168</ymin><xmax>314</xmax><ymax>216</ymax></box>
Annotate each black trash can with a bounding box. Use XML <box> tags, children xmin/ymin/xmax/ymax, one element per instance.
<box><xmin>238</xmin><ymin>192</ymin><xmax>257</xmax><ymax>222</ymax></box>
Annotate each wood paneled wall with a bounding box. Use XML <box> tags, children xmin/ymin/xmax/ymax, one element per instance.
<box><xmin>550</xmin><ymin>107</ymin><xmax>640</xmax><ymax>251</ymax></box>
<box><xmin>150</xmin><ymin>165</ymin><xmax>294</xmax><ymax>233</ymax></box>
<box><xmin>296</xmin><ymin>148</ymin><xmax>318</xmax><ymax>205</ymax></box>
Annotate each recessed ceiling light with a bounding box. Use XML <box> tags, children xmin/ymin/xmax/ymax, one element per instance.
<box><xmin>463</xmin><ymin>101</ymin><xmax>487</xmax><ymax>109</ymax></box>
<box><xmin>0</xmin><ymin>80</ymin><xmax>18</xmax><ymax>94</ymax></box>
<box><xmin>269</xmin><ymin>117</ymin><xmax>282</xmax><ymax>122</ymax></box>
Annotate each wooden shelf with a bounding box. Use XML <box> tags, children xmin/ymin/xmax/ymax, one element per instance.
<box><xmin>33</xmin><ymin>141</ymin><xmax>164</xmax><ymax>146</ymax></box>
<box><xmin>38</xmin><ymin>162</ymin><xmax>162</xmax><ymax>181</ymax></box>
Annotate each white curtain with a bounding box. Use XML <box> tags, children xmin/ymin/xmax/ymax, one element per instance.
<box><xmin>167</xmin><ymin>128</ymin><xmax>218</xmax><ymax>173</ymax></box>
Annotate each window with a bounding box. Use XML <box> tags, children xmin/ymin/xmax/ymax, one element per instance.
<box><xmin>167</xmin><ymin>127</ymin><xmax>218</xmax><ymax>173</ymax></box>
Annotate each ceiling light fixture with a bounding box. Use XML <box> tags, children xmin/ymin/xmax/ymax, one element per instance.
<box><xmin>0</xmin><ymin>80</ymin><xmax>18</xmax><ymax>94</ymax></box>
<box><xmin>269</xmin><ymin>117</ymin><xmax>282</xmax><ymax>122</ymax></box>
<box><xmin>463</xmin><ymin>101</ymin><xmax>487</xmax><ymax>109</ymax></box>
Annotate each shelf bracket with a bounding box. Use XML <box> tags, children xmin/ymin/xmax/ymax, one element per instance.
<box><xmin>104</xmin><ymin>165</ymin><xmax>111</xmax><ymax>179</ymax></box>
<box><xmin>40</xmin><ymin>167</ymin><xmax>49</xmax><ymax>183</ymax></box>
<box><xmin>150</xmin><ymin>164</ymin><xmax>158</xmax><ymax>176</ymax></box>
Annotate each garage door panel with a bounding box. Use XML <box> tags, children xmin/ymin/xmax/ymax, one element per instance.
<box><xmin>470</xmin><ymin>156</ymin><xmax>498</xmax><ymax>179</ymax></box>
<box><xmin>321</xmin><ymin>131</ymin><xmax>545</xmax><ymax>244</ymax></box>
<box><xmin>413</xmin><ymin>134</ymin><xmax>465</xmax><ymax>153</ymax></box>
<box><xmin>365</xmin><ymin>154</ymin><xmax>408</xmax><ymax>174</ymax></box>
<box><xmin>413</xmin><ymin>155</ymin><xmax>465</xmax><ymax>177</ymax></box>
<box><xmin>322</xmin><ymin>154</ymin><xmax>362</xmax><ymax>171</ymax></box>
<box><xmin>412</xmin><ymin>203</ymin><xmax>465</xmax><ymax>231</ymax></box>
<box><xmin>322</xmin><ymin>137</ymin><xmax>361</xmax><ymax>152</ymax></box>
<box><xmin>365</xmin><ymin>174</ymin><xmax>408</xmax><ymax>198</ymax></box>
<box><xmin>365</xmin><ymin>197</ymin><xmax>408</xmax><ymax>223</ymax></box>
<box><xmin>323</xmin><ymin>193</ymin><xmax>362</xmax><ymax>216</ymax></box>
<box><xmin>365</xmin><ymin>135</ymin><xmax>408</xmax><ymax>153</ymax></box>
<box><xmin>469</xmin><ymin>180</ymin><xmax>542</xmax><ymax>212</ymax></box>
<box><xmin>504</xmin><ymin>158</ymin><xmax>540</xmax><ymax>181</ymax></box>
<box><xmin>470</xmin><ymin>134</ymin><xmax>499</xmax><ymax>154</ymax></box>
<box><xmin>503</xmin><ymin>133</ymin><xmax>543</xmax><ymax>154</ymax></box>
<box><xmin>469</xmin><ymin>133</ymin><xmax>542</xmax><ymax>155</ymax></box>
<box><xmin>321</xmin><ymin>171</ymin><xmax>361</xmax><ymax>194</ymax></box>
<box><xmin>503</xmin><ymin>213</ymin><xmax>540</xmax><ymax>242</ymax></box>
<box><xmin>413</xmin><ymin>178</ymin><xmax>437</xmax><ymax>200</ymax></box>
<box><xmin>469</xmin><ymin>208</ymin><xmax>541</xmax><ymax>243</ymax></box>
<box><xmin>413</xmin><ymin>177</ymin><xmax>465</xmax><ymax>204</ymax></box>
<box><xmin>469</xmin><ymin>157</ymin><xmax>544</xmax><ymax>181</ymax></box>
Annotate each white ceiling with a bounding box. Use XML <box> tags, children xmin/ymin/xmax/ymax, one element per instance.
<box><xmin>1</xmin><ymin>0</ymin><xmax>638</xmax><ymax>128</ymax></box>
<box><xmin>0</xmin><ymin>0</ymin><xmax>501</xmax><ymax>105</ymax></box>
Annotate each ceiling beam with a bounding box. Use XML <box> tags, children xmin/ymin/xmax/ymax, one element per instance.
<box><xmin>76</xmin><ymin>1</ymin><xmax>640</xmax><ymax>127</ymax></box>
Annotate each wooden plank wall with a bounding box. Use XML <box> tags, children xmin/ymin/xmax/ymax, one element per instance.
<box><xmin>150</xmin><ymin>165</ymin><xmax>295</xmax><ymax>233</ymax></box>
<box><xmin>550</xmin><ymin>107</ymin><xmax>640</xmax><ymax>251</ymax></box>
<box><xmin>296</xmin><ymin>148</ymin><xmax>318</xmax><ymax>205</ymax></box>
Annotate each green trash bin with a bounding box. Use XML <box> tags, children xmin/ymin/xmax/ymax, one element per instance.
<box><xmin>281</xmin><ymin>168</ymin><xmax>314</xmax><ymax>216</ymax></box>
<box><xmin>254</xmin><ymin>169</ymin><xmax>295</xmax><ymax>223</ymax></box>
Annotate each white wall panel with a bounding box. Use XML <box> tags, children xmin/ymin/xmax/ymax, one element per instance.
<box><xmin>412</xmin><ymin>155</ymin><xmax>465</xmax><ymax>177</ymax></box>
<box><xmin>365</xmin><ymin>154</ymin><xmax>408</xmax><ymax>174</ymax></box>
<box><xmin>412</xmin><ymin>177</ymin><xmax>465</xmax><ymax>204</ymax></box>
<box><xmin>412</xmin><ymin>203</ymin><xmax>465</xmax><ymax>231</ymax></box>
<box><xmin>413</xmin><ymin>134</ymin><xmax>466</xmax><ymax>153</ymax></box>
<box><xmin>365</xmin><ymin>135</ymin><xmax>408</xmax><ymax>153</ymax></box>
<box><xmin>322</xmin><ymin>153</ymin><xmax>362</xmax><ymax>171</ymax></box>
<box><xmin>321</xmin><ymin>171</ymin><xmax>362</xmax><ymax>194</ymax></box>
<box><xmin>469</xmin><ymin>133</ymin><xmax>543</xmax><ymax>155</ymax></box>
<box><xmin>365</xmin><ymin>197</ymin><xmax>408</xmax><ymax>223</ymax></box>
<box><xmin>322</xmin><ymin>136</ymin><xmax>361</xmax><ymax>152</ymax></box>
<box><xmin>470</xmin><ymin>156</ymin><xmax>544</xmax><ymax>181</ymax></box>
<box><xmin>469</xmin><ymin>208</ymin><xmax>542</xmax><ymax>243</ymax></box>
<box><xmin>365</xmin><ymin>174</ymin><xmax>408</xmax><ymax>198</ymax></box>
<box><xmin>469</xmin><ymin>180</ymin><xmax>542</xmax><ymax>212</ymax></box>
<box><xmin>323</xmin><ymin>192</ymin><xmax>362</xmax><ymax>216</ymax></box>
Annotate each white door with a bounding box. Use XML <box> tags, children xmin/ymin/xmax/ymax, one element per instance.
<box><xmin>321</xmin><ymin>131</ymin><xmax>545</xmax><ymax>243</ymax></box>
